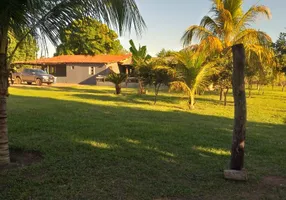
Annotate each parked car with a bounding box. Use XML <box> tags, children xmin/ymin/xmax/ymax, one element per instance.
<box><xmin>13</xmin><ymin>68</ymin><xmax>55</xmax><ymax>86</ymax></box>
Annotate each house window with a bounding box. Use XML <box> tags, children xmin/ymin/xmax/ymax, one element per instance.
<box><xmin>71</xmin><ymin>66</ymin><xmax>75</xmax><ymax>70</ymax></box>
<box><xmin>89</xmin><ymin>67</ymin><xmax>95</xmax><ymax>75</ymax></box>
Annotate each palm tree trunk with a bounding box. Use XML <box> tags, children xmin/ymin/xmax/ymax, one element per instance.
<box><xmin>230</xmin><ymin>44</ymin><xmax>246</xmax><ymax>170</ymax></box>
<box><xmin>0</xmin><ymin>27</ymin><xmax>10</xmax><ymax>167</ymax></box>
<box><xmin>115</xmin><ymin>84</ymin><xmax>121</xmax><ymax>94</ymax></box>
<box><xmin>188</xmin><ymin>92</ymin><xmax>195</xmax><ymax>109</ymax></box>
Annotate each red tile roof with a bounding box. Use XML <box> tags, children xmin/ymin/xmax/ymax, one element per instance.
<box><xmin>13</xmin><ymin>54</ymin><xmax>132</xmax><ymax>65</ymax></box>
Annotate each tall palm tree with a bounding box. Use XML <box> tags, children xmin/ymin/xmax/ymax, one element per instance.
<box><xmin>0</xmin><ymin>0</ymin><xmax>145</xmax><ymax>167</ymax></box>
<box><xmin>182</xmin><ymin>0</ymin><xmax>273</xmax><ymax>93</ymax></box>
<box><xmin>170</xmin><ymin>50</ymin><xmax>217</xmax><ymax>109</ymax></box>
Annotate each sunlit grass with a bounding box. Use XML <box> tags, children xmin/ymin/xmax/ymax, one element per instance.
<box><xmin>1</xmin><ymin>85</ymin><xmax>285</xmax><ymax>200</ymax></box>
<box><xmin>193</xmin><ymin>146</ymin><xmax>231</xmax><ymax>156</ymax></box>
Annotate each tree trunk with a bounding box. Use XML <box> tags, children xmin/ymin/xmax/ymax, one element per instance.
<box><xmin>188</xmin><ymin>92</ymin><xmax>195</xmax><ymax>109</ymax></box>
<box><xmin>115</xmin><ymin>84</ymin><xmax>121</xmax><ymax>94</ymax></box>
<box><xmin>0</xmin><ymin>54</ymin><xmax>10</xmax><ymax>167</ymax></box>
<box><xmin>219</xmin><ymin>88</ymin><xmax>223</xmax><ymax>101</ymax></box>
<box><xmin>138</xmin><ymin>79</ymin><xmax>145</xmax><ymax>95</ymax></box>
<box><xmin>154</xmin><ymin>83</ymin><xmax>161</xmax><ymax>105</ymax></box>
<box><xmin>0</xmin><ymin>25</ymin><xmax>10</xmax><ymax>167</ymax></box>
<box><xmin>224</xmin><ymin>87</ymin><xmax>229</xmax><ymax>106</ymax></box>
<box><xmin>230</xmin><ymin>44</ymin><xmax>247</xmax><ymax>170</ymax></box>
<box><xmin>248</xmin><ymin>80</ymin><xmax>252</xmax><ymax>98</ymax></box>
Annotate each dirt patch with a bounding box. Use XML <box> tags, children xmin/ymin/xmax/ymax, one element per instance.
<box><xmin>261</xmin><ymin>176</ymin><xmax>286</xmax><ymax>187</ymax></box>
<box><xmin>0</xmin><ymin>148</ymin><xmax>43</xmax><ymax>171</ymax></box>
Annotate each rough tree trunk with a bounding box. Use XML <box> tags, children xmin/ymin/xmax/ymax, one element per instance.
<box><xmin>230</xmin><ymin>44</ymin><xmax>247</xmax><ymax>170</ymax></box>
<box><xmin>219</xmin><ymin>88</ymin><xmax>223</xmax><ymax>101</ymax></box>
<box><xmin>115</xmin><ymin>84</ymin><xmax>121</xmax><ymax>95</ymax></box>
<box><xmin>223</xmin><ymin>87</ymin><xmax>229</xmax><ymax>106</ymax></box>
<box><xmin>0</xmin><ymin>53</ymin><xmax>10</xmax><ymax>167</ymax></box>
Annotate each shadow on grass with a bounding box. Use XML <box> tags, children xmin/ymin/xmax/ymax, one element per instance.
<box><xmin>2</xmin><ymin>94</ymin><xmax>286</xmax><ymax>199</ymax></box>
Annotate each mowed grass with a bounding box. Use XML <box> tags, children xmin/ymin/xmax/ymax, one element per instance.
<box><xmin>1</xmin><ymin>85</ymin><xmax>286</xmax><ymax>199</ymax></box>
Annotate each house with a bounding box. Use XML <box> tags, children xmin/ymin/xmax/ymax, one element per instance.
<box><xmin>13</xmin><ymin>54</ymin><xmax>133</xmax><ymax>84</ymax></box>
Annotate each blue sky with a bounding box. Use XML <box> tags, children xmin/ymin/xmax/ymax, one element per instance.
<box><xmin>45</xmin><ymin>0</ymin><xmax>286</xmax><ymax>57</ymax></box>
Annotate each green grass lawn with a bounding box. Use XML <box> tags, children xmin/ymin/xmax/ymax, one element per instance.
<box><xmin>1</xmin><ymin>85</ymin><xmax>286</xmax><ymax>200</ymax></box>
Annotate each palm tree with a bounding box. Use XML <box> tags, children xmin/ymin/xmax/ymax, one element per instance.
<box><xmin>170</xmin><ymin>50</ymin><xmax>216</xmax><ymax>109</ymax></box>
<box><xmin>182</xmin><ymin>0</ymin><xmax>273</xmax><ymax>96</ymax></box>
<box><xmin>107</xmin><ymin>73</ymin><xmax>127</xmax><ymax>94</ymax></box>
<box><xmin>0</xmin><ymin>0</ymin><xmax>145</xmax><ymax>167</ymax></box>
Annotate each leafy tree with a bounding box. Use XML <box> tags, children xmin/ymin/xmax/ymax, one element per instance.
<box><xmin>129</xmin><ymin>39</ymin><xmax>152</xmax><ymax>94</ymax></box>
<box><xmin>107</xmin><ymin>73</ymin><xmax>127</xmax><ymax>94</ymax></box>
<box><xmin>182</xmin><ymin>0</ymin><xmax>274</xmax><ymax>99</ymax></box>
<box><xmin>8</xmin><ymin>32</ymin><xmax>38</xmax><ymax>71</ymax></box>
<box><xmin>272</xmin><ymin>32</ymin><xmax>286</xmax><ymax>88</ymax></box>
<box><xmin>139</xmin><ymin>65</ymin><xmax>176</xmax><ymax>104</ymax></box>
<box><xmin>55</xmin><ymin>18</ymin><xmax>126</xmax><ymax>55</ymax></box>
<box><xmin>245</xmin><ymin>47</ymin><xmax>274</xmax><ymax>96</ymax></box>
<box><xmin>0</xmin><ymin>0</ymin><xmax>145</xmax><ymax>167</ymax></box>
<box><xmin>170</xmin><ymin>50</ymin><xmax>217</xmax><ymax>109</ymax></box>
<box><xmin>156</xmin><ymin>48</ymin><xmax>176</xmax><ymax>58</ymax></box>
<box><xmin>273</xmin><ymin>32</ymin><xmax>286</xmax><ymax>65</ymax></box>
<box><xmin>6</xmin><ymin>32</ymin><xmax>38</xmax><ymax>84</ymax></box>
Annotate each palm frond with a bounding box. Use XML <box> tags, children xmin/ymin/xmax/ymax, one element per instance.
<box><xmin>192</xmin><ymin>61</ymin><xmax>217</xmax><ymax>93</ymax></box>
<box><xmin>181</xmin><ymin>25</ymin><xmax>213</xmax><ymax>47</ymax></box>
<box><xmin>197</xmin><ymin>36</ymin><xmax>223</xmax><ymax>54</ymax></box>
<box><xmin>169</xmin><ymin>81</ymin><xmax>191</xmax><ymax>94</ymax></box>
<box><xmin>2</xmin><ymin>0</ymin><xmax>146</xmax><ymax>56</ymax></box>
<box><xmin>107</xmin><ymin>73</ymin><xmax>127</xmax><ymax>84</ymax></box>
<box><xmin>234</xmin><ymin>29</ymin><xmax>272</xmax><ymax>46</ymax></box>
<box><xmin>200</xmin><ymin>16</ymin><xmax>220</xmax><ymax>35</ymax></box>
<box><xmin>235</xmin><ymin>5</ymin><xmax>271</xmax><ymax>32</ymax></box>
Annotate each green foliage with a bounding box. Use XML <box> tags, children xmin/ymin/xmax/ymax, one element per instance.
<box><xmin>129</xmin><ymin>39</ymin><xmax>152</xmax><ymax>67</ymax></box>
<box><xmin>156</xmin><ymin>48</ymin><xmax>176</xmax><ymax>58</ymax></box>
<box><xmin>7</xmin><ymin>32</ymin><xmax>38</xmax><ymax>70</ymax></box>
<box><xmin>170</xmin><ymin>50</ymin><xmax>217</xmax><ymax>108</ymax></box>
<box><xmin>139</xmin><ymin>64</ymin><xmax>177</xmax><ymax>104</ymax></box>
<box><xmin>107</xmin><ymin>73</ymin><xmax>127</xmax><ymax>94</ymax></box>
<box><xmin>107</xmin><ymin>73</ymin><xmax>127</xmax><ymax>85</ymax></box>
<box><xmin>273</xmin><ymin>32</ymin><xmax>286</xmax><ymax>67</ymax></box>
<box><xmin>181</xmin><ymin>0</ymin><xmax>274</xmax><ymax>93</ymax></box>
<box><xmin>129</xmin><ymin>39</ymin><xmax>152</xmax><ymax>94</ymax></box>
<box><xmin>55</xmin><ymin>18</ymin><xmax>126</xmax><ymax>55</ymax></box>
<box><xmin>0</xmin><ymin>0</ymin><xmax>145</xmax><ymax>49</ymax></box>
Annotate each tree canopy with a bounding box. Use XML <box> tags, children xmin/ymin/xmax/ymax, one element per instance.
<box><xmin>156</xmin><ymin>48</ymin><xmax>176</xmax><ymax>58</ymax></box>
<box><xmin>8</xmin><ymin>32</ymin><xmax>38</xmax><ymax>64</ymax></box>
<box><xmin>55</xmin><ymin>18</ymin><xmax>126</xmax><ymax>55</ymax></box>
<box><xmin>273</xmin><ymin>32</ymin><xmax>286</xmax><ymax>67</ymax></box>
